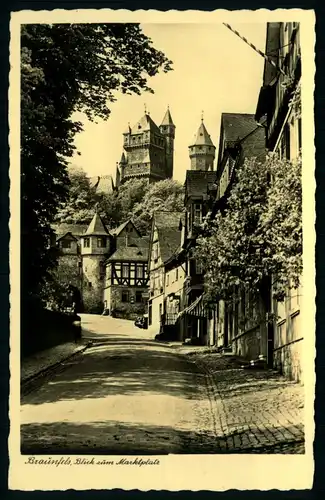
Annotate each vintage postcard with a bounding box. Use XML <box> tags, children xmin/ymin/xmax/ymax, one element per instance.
<box><xmin>9</xmin><ymin>8</ymin><xmax>315</xmax><ymax>491</ymax></box>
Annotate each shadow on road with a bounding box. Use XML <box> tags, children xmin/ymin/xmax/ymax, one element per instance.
<box><xmin>21</xmin><ymin>342</ymin><xmax>204</xmax><ymax>404</ymax></box>
<box><xmin>21</xmin><ymin>420</ymin><xmax>305</xmax><ymax>455</ymax></box>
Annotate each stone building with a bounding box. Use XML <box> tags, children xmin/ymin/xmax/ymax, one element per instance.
<box><xmin>115</xmin><ymin>108</ymin><xmax>175</xmax><ymax>186</ymax></box>
<box><xmin>79</xmin><ymin>213</ymin><xmax>111</xmax><ymax>312</ymax></box>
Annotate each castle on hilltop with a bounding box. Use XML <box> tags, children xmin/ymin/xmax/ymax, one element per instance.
<box><xmin>115</xmin><ymin>107</ymin><xmax>175</xmax><ymax>186</ymax></box>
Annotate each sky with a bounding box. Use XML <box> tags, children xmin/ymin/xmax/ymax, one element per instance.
<box><xmin>70</xmin><ymin>23</ymin><xmax>266</xmax><ymax>183</ymax></box>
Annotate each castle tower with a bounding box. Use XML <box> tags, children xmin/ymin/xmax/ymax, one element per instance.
<box><xmin>116</xmin><ymin>152</ymin><xmax>126</xmax><ymax>187</ymax></box>
<box><xmin>118</xmin><ymin>110</ymin><xmax>175</xmax><ymax>185</ymax></box>
<box><xmin>80</xmin><ymin>212</ymin><xmax>110</xmax><ymax>311</ymax></box>
<box><xmin>189</xmin><ymin>119</ymin><xmax>216</xmax><ymax>171</ymax></box>
<box><xmin>159</xmin><ymin>107</ymin><xmax>176</xmax><ymax>178</ymax></box>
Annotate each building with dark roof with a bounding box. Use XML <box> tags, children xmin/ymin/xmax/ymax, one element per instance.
<box><xmin>147</xmin><ymin>211</ymin><xmax>183</xmax><ymax>330</ymax></box>
<box><xmin>103</xmin><ymin>219</ymin><xmax>149</xmax><ymax>319</ymax></box>
<box><xmin>116</xmin><ymin>108</ymin><xmax>175</xmax><ymax>186</ymax></box>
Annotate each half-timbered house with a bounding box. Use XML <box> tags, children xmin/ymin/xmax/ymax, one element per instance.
<box><xmin>103</xmin><ymin>222</ymin><xmax>149</xmax><ymax>319</ymax></box>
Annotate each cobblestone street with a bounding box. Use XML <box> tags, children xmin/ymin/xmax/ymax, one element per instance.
<box><xmin>21</xmin><ymin>315</ymin><xmax>304</xmax><ymax>455</ymax></box>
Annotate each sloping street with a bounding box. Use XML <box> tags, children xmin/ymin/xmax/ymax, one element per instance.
<box><xmin>21</xmin><ymin>315</ymin><xmax>304</xmax><ymax>455</ymax></box>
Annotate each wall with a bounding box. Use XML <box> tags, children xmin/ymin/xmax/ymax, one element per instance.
<box><xmin>82</xmin><ymin>255</ymin><xmax>105</xmax><ymax>312</ymax></box>
<box><xmin>108</xmin><ymin>285</ymin><xmax>147</xmax><ymax>320</ymax></box>
<box><xmin>273</xmin><ymin>284</ymin><xmax>303</xmax><ymax>381</ymax></box>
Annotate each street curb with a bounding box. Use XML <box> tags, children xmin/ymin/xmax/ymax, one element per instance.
<box><xmin>21</xmin><ymin>341</ymin><xmax>93</xmax><ymax>386</ymax></box>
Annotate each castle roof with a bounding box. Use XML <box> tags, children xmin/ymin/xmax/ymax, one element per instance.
<box><xmin>190</xmin><ymin>121</ymin><xmax>215</xmax><ymax>147</ymax></box>
<box><xmin>130</xmin><ymin>113</ymin><xmax>161</xmax><ymax>135</ymax></box>
<box><xmin>89</xmin><ymin>175</ymin><xmax>114</xmax><ymax>194</ymax></box>
<box><xmin>84</xmin><ymin>212</ymin><xmax>109</xmax><ymax>236</ymax></box>
<box><xmin>161</xmin><ymin>108</ymin><xmax>175</xmax><ymax>126</ymax></box>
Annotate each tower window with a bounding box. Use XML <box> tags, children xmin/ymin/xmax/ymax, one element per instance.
<box><xmin>84</xmin><ymin>238</ymin><xmax>90</xmax><ymax>248</ymax></box>
<box><xmin>97</xmin><ymin>237</ymin><xmax>106</xmax><ymax>248</ymax></box>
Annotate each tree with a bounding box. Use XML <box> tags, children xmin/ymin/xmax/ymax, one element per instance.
<box><xmin>40</xmin><ymin>258</ymin><xmax>82</xmax><ymax>313</ymax></box>
<box><xmin>131</xmin><ymin>179</ymin><xmax>185</xmax><ymax>233</ymax></box>
<box><xmin>55</xmin><ymin>165</ymin><xmax>101</xmax><ymax>224</ymax></box>
<box><xmin>21</xmin><ymin>23</ymin><xmax>173</xmax><ymax>308</ymax></box>
<box><xmin>195</xmin><ymin>153</ymin><xmax>302</xmax><ymax>303</ymax></box>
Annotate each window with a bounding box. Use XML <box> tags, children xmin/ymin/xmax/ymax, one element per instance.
<box><xmin>122</xmin><ymin>291</ymin><xmax>129</xmax><ymax>303</ymax></box>
<box><xmin>88</xmin><ymin>282</ymin><xmax>92</xmax><ymax>288</ymax></box>
<box><xmin>136</xmin><ymin>265</ymin><xmax>144</xmax><ymax>279</ymax></box>
<box><xmin>135</xmin><ymin>291</ymin><xmax>142</xmax><ymax>303</ymax></box>
<box><xmin>78</xmin><ymin>262</ymin><xmax>82</xmax><ymax>275</ymax></box>
<box><xmin>97</xmin><ymin>237</ymin><xmax>106</xmax><ymax>248</ymax></box>
<box><xmin>194</xmin><ymin>203</ymin><xmax>202</xmax><ymax>224</ymax></box>
<box><xmin>176</xmin><ymin>268</ymin><xmax>179</xmax><ymax>281</ymax></box>
<box><xmin>84</xmin><ymin>237</ymin><xmax>90</xmax><ymax>248</ymax></box>
<box><xmin>99</xmin><ymin>261</ymin><xmax>106</xmax><ymax>280</ymax></box>
<box><xmin>166</xmin><ymin>274</ymin><xmax>169</xmax><ymax>286</ymax></box>
<box><xmin>122</xmin><ymin>264</ymin><xmax>129</xmax><ymax>278</ymax></box>
<box><xmin>61</xmin><ymin>240</ymin><xmax>71</xmax><ymax>249</ymax></box>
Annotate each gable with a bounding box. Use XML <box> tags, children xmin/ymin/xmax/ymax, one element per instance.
<box><xmin>57</xmin><ymin>232</ymin><xmax>78</xmax><ymax>243</ymax></box>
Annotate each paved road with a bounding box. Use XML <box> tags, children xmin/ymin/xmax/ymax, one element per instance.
<box><xmin>21</xmin><ymin>315</ymin><xmax>216</xmax><ymax>454</ymax></box>
<box><xmin>21</xmin><ymin>314</ymin><xmax>304</xmax><ymax>455</ymax></box>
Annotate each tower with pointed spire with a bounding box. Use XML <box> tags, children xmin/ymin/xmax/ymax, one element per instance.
<box><xmin>80</xmin><ymin>211</ymin><xmax>111</xmax><ymax>308</ymax></box>
<box><xmin>159</xmin><ymin>107</ymin><xmax>176</xmax><ymax>178</ymax></box>
<box><xmin>189</xmin><ymin>118</ymin><xmax>216</xmax><ymax>171</ymax></box>
<box><xmin>116</xmin><ymin>107</ymin><xmax>175</xmax><ymax>186</ymax></box>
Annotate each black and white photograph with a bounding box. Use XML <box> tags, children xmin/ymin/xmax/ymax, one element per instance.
<box><xmin>9</xmin><ymin>8</ymin><xmax>315</xmax><ymax>492</ymax></box>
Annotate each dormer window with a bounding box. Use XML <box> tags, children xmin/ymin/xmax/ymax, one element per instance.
<box><xmin>61</xmin><ymin>240</ymin><xmax>71</xmax><ymax>249</ymax></box>
<box><xmin>84</xmin><ymin>237</ymin><xmax>90</xmax><ymax>248</ymax></box>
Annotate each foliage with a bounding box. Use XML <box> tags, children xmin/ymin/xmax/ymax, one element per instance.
<box><xmin>55</xmin><ymin>176</ymin><xmax>184</xmax><ymax>235</ymax></box>
<box><xmin>97</xmin><ymin>178</ymin><xmax>149</xmax><ymax>229</ymax></box>
<box><xmin>55</xmin><ymin>165</ymin><xmax>101</xmax><ymax>224</ymax></box>
<box><xmin>131</xmin><ymin>179</ymin><xmax>185</xmax><ymax>234</ymax></box>
<box><xmin>40</xmin><ymin>258</ymin><xmax>82</xmax><ymax>312</ymax></box>
<box><xmin>195</xmin><ymin>153</ymin><xmax>302</xmax><ymax>303</ymax></box>
<box><xmin>21</xmin><ymin>23</ymin><xmax>172</xmax><ymax>307</ymax></box>
<box><xmin>82</xmin><ymin>288</ymin><xmax>103</xmax><ymax>314</ymax></box>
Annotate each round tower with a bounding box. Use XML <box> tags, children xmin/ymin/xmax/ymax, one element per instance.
<box><xmin>189</xmin><ymin>118</ymin><xmax>216</xmax><ymax>171</ymax></box>
<box><xmin>80</xmin><ymin>212</ymin><xmax>110</xmax><ymax>312</ymax></box>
